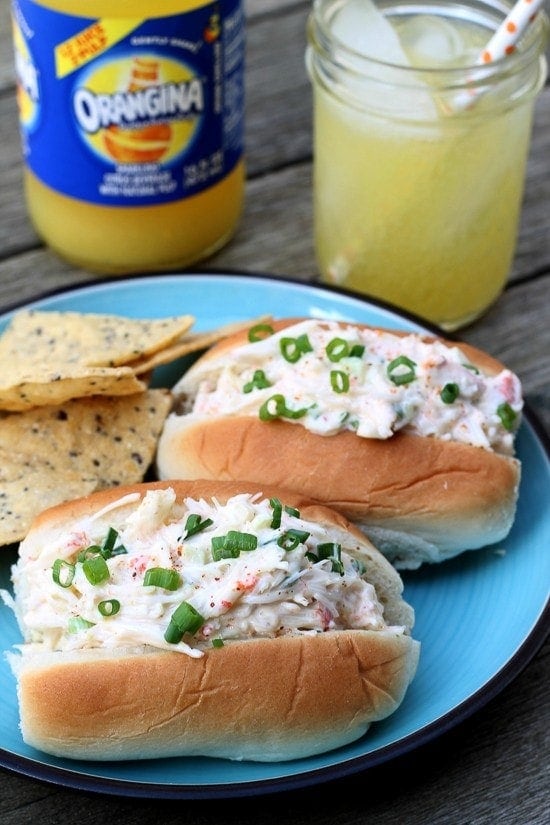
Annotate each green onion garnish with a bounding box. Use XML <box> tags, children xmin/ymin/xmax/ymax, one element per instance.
<box><xmin>387</xmin><ymin>355</ymin><xmax>417</xmax><ymax>386</ymax></box>
<box><xmin>184</xmin><ymin>513</ymin><xmax>213</xmax><ymax>538</ymax></box>
<box><xmin>270</xmin><ymin>498</ymin><xmax>301</xmax><ymax>527</ymax></box>
<box><xmin>270</xmin><ymin>497</ymin><xmax>283</xmax><ymax>528</ymax></box>
<box><xmin>52</xmin><ymin>559</ymin><xmax>75</xmax><ymax>588</ymax></box>
<box><xmin>102</xmin><ymin>527</ymin><xmax>118</xmax><ymax>554</ymax></box>
<box><xmin>277</xmin><ymin>529</ymin><xmax>310</xmax><ymax>551</ymax></box>
<box><xmin>98</xmin><ymin>599</ymin><xmax>120</xmax><ymax>617</ymax></box>
<box><xmin>440</xmin><ymin>382</ymin><xmax>460</xmax><ymax>404</ymax></box>
<box><xmin>212</xmin><ymin>638</ymin><xmax>224</xmax><ymax>648</ymax></box>
<box><xmin>259</xmin><ymin>394</ymin><xmax>308</xmax><ymax>421</ymax></box>
<box><xmin>284</xmin><ymin>504</ymin><xmax>300</xmax><ymax>518</ymax></box>
<box><xmin>326</xmin><ymin>337</ymin><xmax>349</xmax><ymax>362</ymax></box>
<box><xmin>77</xmin><ymin>545</ymin><xmax>102</xmax><ymax>562</ymax></box>
<box><xmin>243</xmin><ymin>369</ymin><xmax>272</xmax><ymax>393</ymax></box>
<box><xmin>317</xmin><ymin>542</ymin><xmax>344</xmax><ymax>575</ymax></box>
<box><xmin>497</xmin><ymin>402</ymin><xmax>517</xmax><ymax>431</ymax></box>
<box><xmin>280</xmin><ymin>334</ymin><xmax>313</xmax><ymax>363</ymax></box>
<box><xmin>164</xmin><ymin>621</ymin><xmax>185</xmax><ymax>644</ymax></box>
<box><xmin>164</xmin><ymin>601</ymin><xmax>205</xmax><ymax>644</ymax></box>
<box><xmin>143</xmin><ymin>567</ymin><xmax>182</xmax><ymax>590</ymax></box>
<box><xmin>330</xmin><ymin>370</ymin><xmax>350</xmax><ymax>394</ymax></box>
<box><xmin>248</xmin><ymin>323</ymin><xmax>274</xmax><ymax>342</ymax></box>
<box><xmin>212</xmin><ymin>530</ymin><xmax>258</xmax><ymax>560</ymax></box>
<box><xmin>82</xmin><ymin>555</ymin><xmax>110</xmax><ymax>585</ymax></box>
<box><xmin>211</xmin><ymin>536</ymin><xmax>240</xmax><ymax>560</ymax></box>
<box><xmin>351</xmin><ymin>557</ymin><xmax>366</xmax><ymax>575</ymax></box>
<box><xmin>326</xmin><ymin>339</ymin><xmax>364</xmax><ymax>361</ymax></box>
<box><xmin>68</xmin><ymin>616</ymin><xmax>95</xmax><ymax>634</ymax></box>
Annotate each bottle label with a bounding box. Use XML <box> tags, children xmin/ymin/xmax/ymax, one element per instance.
<box><xmin>12</xmin><ymin>0</ymin><xmax>245</xmax><ymax>206</ymax></box>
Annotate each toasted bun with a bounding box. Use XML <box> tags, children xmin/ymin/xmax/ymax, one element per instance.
<box><xmin>157</xmin><ymin>419</ymin><xmax>520</xmax><ymax>569</ymax></box>
<box><xmin>11</xmin><ymin>480</ymin><xmax>419</xmax><ymax>762</ymax></box>
<box><xmin>156</xmin><ymin>319</ymin><xmax>521</xmax><ymax>569</ymax></box>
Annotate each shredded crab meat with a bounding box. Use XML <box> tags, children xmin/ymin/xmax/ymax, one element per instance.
<box><xmin>175</xmin><ymin>319</ymin><xmax>522</xmax><ymax>455</ymax></box>
<box><xmin>8</xmin><ymin>490</ymin><xmax>404</xmax><ymax>659</ymax></box>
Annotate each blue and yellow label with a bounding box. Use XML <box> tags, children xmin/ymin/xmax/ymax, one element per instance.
<box><xmin>12</xmin><ymin>0</ymin><xmax>244</xmax><ymax>206</ymax></box>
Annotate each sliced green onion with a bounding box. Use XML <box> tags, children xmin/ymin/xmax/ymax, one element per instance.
<box><xmin>271</xmin><ymin>498</ymin><xmax>301</xmax><ymax>528</ymax></box>
<box><xmin>164</xmin><ymin>620</ymin><xmax>184</xmax><ymax>644</ymax></box>
<box><xmin>259</xmin><ymin>394</ymin><xmax>308</xmax><ymax>421</ymax></box>
<box><xmin>184</xmin><ymin>513</ymin><xmax>213</xmax><ymax>538</ymax></box>
<box><xmin>82</xmin><ymin>555</ymin><xmax>110</xmax><ymax>585</ymax></box>
<box><xmin>497</xmin><ymin>402</ymin><xmax>517</xmax><ymax>432</ymax></box>
<box><xmin>102</xmin><ymin>527</ymin><xmax>118</xmax><ymax>554</ymax></box>
<box><xmin>284</xmin><ymin>504</ymin><xmax>300</xmax><ymax>518</ymax></box>
<box><xmin>77</xmin><ymin>545</ymin><xmax>102</xmax><ymax>562</ymax></box>
<box><xmin>330</xmin><ymin>370</ymin><xmax>350</xmax><ymax>394</ymax></box>
<box><xmin>351</xmin><ymin>557</ymin><xmax>366</xmax><ymax>575</ymax></box>
<box><xmin>98</xmin><ymin>599</ymin><xmax>120</xmax><ymax>617</ymax></box>
<box><xmin>317</xmin><ymin>542</ymin><xmax>340</xmax><ymax>559</ymax></box>
<box><xmin>317</xmin><ymin>542</ymin><xmax>344</xmax><ymax>575</ymax></box>
<box><xmin>143</xmin><ymin>567</ymin><xmax>182</xmax><ymax>590</ymax></box>
<box><xmin>243</xmin><ymin>369</ymin><xmax>272</xmax><ymax>394</ymax></box>
<box><xmin>387</xmin><ymin>355</ymin><xmax>417</xmax><ymax>386</ymax></box>
<box><xmin>212</xmin><ymin>638</ymin><xmax>224</xmax><ymax>648</ymax></box>
<box><xmin>68</xmin><ymin>616</ymin><xmax>95</xmax><ymax>633</ymax></box>
<box><xmin>248</xmin><ymin>323</ymin><xmax>274</xmax><ymax>342</ymax></box>
<box><xmin>326</xmin><ymin>337</ymin><xmax>349</xmax><ymax>362</ymax></box>
<box><xmin>277</xmin><ymin>529</ymin><xmax>310</xmax><ymax>551</ymax></box>
<box><xmin>349</xmin><ymin>344</ymin><xmax>365</xmax><ymax>358</ymax></box>
<box><xmin>464</xmin><ymin>363</ymin><xmax>480</xmax><ymax>374</ymax></box>
<box><xmin>440</xmin><ymin>382</ymin><xmax>460</xmax><ymax>404</ymax></box>
<box><xmin>211</xmin><ymin>536</ymin><xmax>240</xmax><ymax>560</ymax></box>
<box><xmin>270</xmin><ymin>497</ymin><xmax>283</xmax><ymax>529</ymax></box>
<box><xmin>280</xmin><ymin>334</ymin><xmax>313</xmax><ymax>363</ymax></box>
<box><xmin>52</xmin><ymin>559</ymin><xmax>75</xmax><ymax>588</ymax></box>
<box><xmin>165</xmin><ymin>601</ymin><xmax>204</xmax><ymax>643</ymax></box>
<box><xmin>212</xmin><ymin>531</ymin><xmax>258</xmax><ymax>560</ymax></box>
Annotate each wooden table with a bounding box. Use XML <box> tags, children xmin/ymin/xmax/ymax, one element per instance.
<box><xmin>0</xmin><ymin>1</ymin><xmax>548</xmax><ymax>822</ymax></box>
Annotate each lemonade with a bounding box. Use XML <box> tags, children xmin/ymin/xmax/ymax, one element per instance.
<box><xmin>13</xmin><ymin>0</ymin><xmax>245</xmax><ymax>274</ymax></box>
<box><xmin>307</xmin><ymin>0</ymin><xmax>548</xmax><ymax>329</ymax></box>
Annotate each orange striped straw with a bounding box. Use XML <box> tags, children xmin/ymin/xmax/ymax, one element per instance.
<box><xmin>478</xmin><ymin>0</ymin><xmax>545</xmax><ymax>64</ymax></box>
<box><xmin>447</xmin><ymin>0</ymin><xmax>546</xmax><ymax>112</ymax></box>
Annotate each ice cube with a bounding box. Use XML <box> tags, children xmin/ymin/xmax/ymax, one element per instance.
<box><xmin>395</xmin><ymin>14</ymin><xmax>467</xmax><ymax>68</ymax></box>
<box><xmin>332</xmin><ymin>0</ymin><xmax>412</xmax><ymax>66</ymax></box>
<box><xmin>329</xmin><ymin>0</ymin><xmax>438</xmax><ymax>121</ymax></box>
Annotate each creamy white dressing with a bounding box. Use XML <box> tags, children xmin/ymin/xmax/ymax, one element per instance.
<box><xmin>174</xmin><ymin>319</ymin><xmax>522</xmax><ymax>455</ymax></box>
<box><xmin>9</xmin><ymin>489</ymin><xmax>400</xmax><ymax>659</ymax></box>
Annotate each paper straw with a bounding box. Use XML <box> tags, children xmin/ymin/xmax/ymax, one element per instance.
<box><xmin>478</xmin><ymin>0</ymin><xmax>546</xmax><ymax>63</ymax></box>
<box><xmin>447</xmin><ymin>0</ymin><xmax>545</xmax><ymax>112</ymax></box>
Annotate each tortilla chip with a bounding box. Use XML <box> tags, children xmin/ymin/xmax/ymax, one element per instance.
<box><xmin>0</xmin><ymin>366</ymin><xmax>146</xmax><ymax>412</ymax></box>
<box><xmin>0</xmin><ymin>449</ymin><xmax>99</xmax><ymax>546</ymax></box>
<box><xmin>131</xmin><ymin>315</ymin><xmax>274</xmax><ymax>374</ymax></box>
<box><xmin>0</xmin><ymin>310</ymin><xmax>195</xmax><ymax>369</ymax></box>
<box><xmin>0</xmin><ymin>389</ymin><xmax>172</xmax><ymax>545</ymax></box>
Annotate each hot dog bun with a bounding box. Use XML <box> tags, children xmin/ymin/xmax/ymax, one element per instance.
<box><xmin>8</xmin><ymin>480</ymin><xmax>419</xmax><ymax>762</ymax></box>
<box><xmin>156</xmin><ymin>318</ymin><xmax>522</xmax><ymax>569</ymax></box>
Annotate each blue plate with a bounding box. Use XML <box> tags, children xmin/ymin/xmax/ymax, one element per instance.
<box><xmin>0</xmin><ymin>271</ymin><xmax>548</xmax><ymax>799</ymax></box>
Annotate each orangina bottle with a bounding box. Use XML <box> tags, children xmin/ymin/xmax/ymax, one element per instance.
<box><xmin>11</xmin><ymin>0</ymin><xmax>245</xmax><ymax>274</ymax></box>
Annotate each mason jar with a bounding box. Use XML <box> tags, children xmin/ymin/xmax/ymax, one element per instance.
<box><xmin>306</xmin><ymin>0</ymin><xmax>548</xmax><ymax>330</ymax></box>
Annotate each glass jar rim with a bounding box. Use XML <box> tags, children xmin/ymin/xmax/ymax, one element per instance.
<box><xmin>308</xmin><ymin>0</ymin><xmax>549</xmax><ymax>84</ymax></box>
